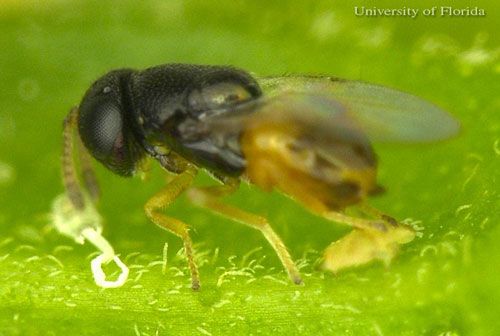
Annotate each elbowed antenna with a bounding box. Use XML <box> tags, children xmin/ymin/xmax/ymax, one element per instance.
<box><xmin>77</xmin><ymin>133</ymin><xmax>100</xmax><ymax>201</ymax></box>
<box><xmin>62</xmin><ymin>106</ymin><xmax>101</xmax><ymax>208</ymax></box>
<box><xmin>62</xmin><ymin>107</ymin><xmax>85</xmax><ymax>210</ymax></box>
<box><xmin>59</xmin><ymin>106</ymin><xmax>129</xmax><ymax>288</ymax></box>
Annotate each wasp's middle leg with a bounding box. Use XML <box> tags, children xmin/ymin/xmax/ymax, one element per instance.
<box><xmin>144</xmin><ymin>166</ymin><xmax>201</xmax><ymax>290</ymax></box>
<box><xmin>186</xmin><ymin>179</ymin><xmax>303</xmax><ymax>285</ymax></box>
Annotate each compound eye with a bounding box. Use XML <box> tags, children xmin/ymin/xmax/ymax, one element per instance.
<box><xmin>189</xmin><ymin>82</ymin><xmax>253</xmax><ymax>112</ymax></box>
<box><xmin>78</xmin><ymin>99</ymin><xmax>135</xmax><ymax>176</ymax></box>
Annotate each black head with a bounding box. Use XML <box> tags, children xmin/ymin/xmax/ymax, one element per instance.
<box><xmin>78</xmin><ymin>69</ymin><xmax>144</xmax><ymax>176</ymax></box>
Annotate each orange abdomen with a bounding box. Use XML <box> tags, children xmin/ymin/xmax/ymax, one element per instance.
<box><xmin>241</xmin><ymin>123</ymin><xmax>378</xmax><ymax>214</ymax></box>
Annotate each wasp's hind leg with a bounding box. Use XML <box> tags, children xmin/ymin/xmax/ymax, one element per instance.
<box><xmin>186</xmin><ymin>179</ymin><xmax>303</xmax><ymax>285</ymax></box>
<box><xmin>144</xmin><ymin>166</ymin><xmax>201</xmax><ymax>290</ymax></box>
<box><xmin>357</xmin><ymin>203</ymin><xmax>399</xmax><ymax>227</ymax></box>
<box><xmin>321</xmin><ymin>207</ymin><xmax>415</xmax><ymax>273</ymax></box>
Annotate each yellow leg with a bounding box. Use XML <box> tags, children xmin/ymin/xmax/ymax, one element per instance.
<box><xmin>323</xmin><ymin>206</ymin><xmax>415</xmax><ymax>238</ymax></box>
<box><xmin>324</xmin><ymin>211</ymin><xmax>393</xmax><ymax>232</ymax></box>
<box><xmin>187</xmin><ymin>180</ymin><xmax>303</xmax><ymax>285</ymax></box>
<box><xmin>357</xmin><ymin>203</ymin><xmax>398</xmax><ymax>226</ymax></box>
<box><xmin>144</xmin><ymin>166</ymin><xmax>201</xmax><ymax>290</ymax></box>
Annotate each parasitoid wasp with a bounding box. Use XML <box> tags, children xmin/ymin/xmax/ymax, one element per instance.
<box><xmin>61</xmin><ymin>64</ymin><xmax>459</xmax><ymax>290</ymax></box>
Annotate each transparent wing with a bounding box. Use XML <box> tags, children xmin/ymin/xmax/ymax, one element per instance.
<box><xmin>201</xmin><ymin>93</ymin><xmax>375</xmax><ymax>171</ymax></box>
<box><xmin>203</xmin><ymin>93</ymin><xmax>355</xmax><ymax>136</ymax></box>
<box><xmin>257</xmin><ymin>76</ymin><xmax>460</xmax><ymax>143</ymax></box>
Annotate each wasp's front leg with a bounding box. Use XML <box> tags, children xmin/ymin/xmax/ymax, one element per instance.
<box><xmin>144</xmin><ymin>165</ymin><xmax>201</xmax><ymax>290</ymax></box>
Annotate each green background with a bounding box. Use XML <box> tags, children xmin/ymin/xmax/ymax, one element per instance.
<box><xmin>0</xmin><ymin>0</ymin><xmax>499</xmax><ymax>335</ymax></box>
